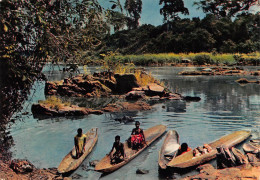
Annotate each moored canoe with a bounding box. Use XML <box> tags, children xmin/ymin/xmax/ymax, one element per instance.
<box><xmin>95</xmin><ymin>125</ymin><xmax>167</xmax><ymax>173</ymax></box>
<box><xmin>58</xmin><ymin>128</ymin><xmax>98</xmax><ymax>174</ymax></box>
<box><xmin>158</xmin><ymin>130</ymin><xmax>180</xmax><ymax>169</ymax></box>
<box><xmin>167</xmin><ymin>130</ymin><xmax>251</xmax><ymax>169</ymax></box>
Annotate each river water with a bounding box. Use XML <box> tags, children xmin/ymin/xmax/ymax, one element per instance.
<box><xmin>9</xmin><ymin>66</ymin><xmax>260</xmax><ymax>180</ymax></box>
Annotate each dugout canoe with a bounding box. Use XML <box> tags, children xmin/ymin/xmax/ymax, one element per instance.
<box><xmin>243</xmin><ymin>142</ymin><xmax>260</xmax><ymax>154</ymax></box>
<box><xmin>158</xmin><ymin>130</ymin><xmax>180</xmax><ymax>169</ymax></box>
<box><xmin>58</xmin><ymin>128</ymin><xmax>98</xmax><ymax>174</ymax></box>
<box><xmin>167</xmin><ymin>130</ymin><xmax>251</xmax><ymax>169</ymax></box>
<box><xmin>95</xmin><ymin>125</ymin><xmax>167</xmax><ymax>173</ymax></box>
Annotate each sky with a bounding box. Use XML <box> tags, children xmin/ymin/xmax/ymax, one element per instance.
<box><xmin>100</xmin><ymin>0</ymin><xmax>260</xmax><ymax>26</ymax></box>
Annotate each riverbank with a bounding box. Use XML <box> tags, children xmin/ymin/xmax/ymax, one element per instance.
<box><xmin>0</xmin><ymin>158</ymin><xmax>68</xmax><ymax>180</ymax></box>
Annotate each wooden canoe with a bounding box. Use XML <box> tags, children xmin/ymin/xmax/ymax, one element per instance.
<box><xmin>58</xmin><ymin>128</ymin><xmax>98</xmax><ymax>174</ymax></box>
<box><xmin>158</xmin><ymin>130</ymin><xmax>180</xmax><ymax>169</ymax></box>
<box><xmin>167</xmin><ymin>130</ymin><xmax>251</xmax><ymax>169</ymax></box>
<box><xmin>243</xmin><ymin>143</ymin><xmax>260</xmax><ymax>154</ymax></box>
<box><xmin>95</xmin><ymin>125</ymin><xmax>167</xmax><ymax>173</ymax></box>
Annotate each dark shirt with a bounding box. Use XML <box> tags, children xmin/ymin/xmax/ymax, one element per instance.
<box><xmin>131</xmin><ymin>128</ymin><xmax>144</xmax><ymax>135</ymax></box>
<box><xmin>113</xmin><ymin>142</ymin><xmax>124</xmax><ymax>155</ymax></box>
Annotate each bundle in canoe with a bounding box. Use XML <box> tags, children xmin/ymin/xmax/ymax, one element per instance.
<box><xmin>58</xmin><ymin>128</ymin><xmax>98</xmax><ymax>174</ymax></box>
<box><xmin>167</xmin><ymin>130</ymin><xmax>251</xmax><ymax>169</ymax></box>
<box><xmin>95</xmin><ymin>125</ymin><xmax>166</xmax><ymax>173</ymax></box>
<box><xmin>158</xmin><ymin>130</ymin><xmax>180</xmax><ymax>169</ymax></box>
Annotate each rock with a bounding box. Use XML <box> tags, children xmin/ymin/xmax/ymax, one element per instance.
<box><xmin>125</xmin><ymin>91</ymin><xmax>145</xmax><ymax>100</ymax></box>
<box><xmin>115</xmin><ymin>116</ymin><xmax>134</xmax><ymax>123</ymax></box>
<box><xmin>89</xmin><ymin>160</ymin><xmax>99</xmax><ymax>167</ymax></box>
<box><xmin>145</xmin><ymin>83</ymin><xmax>165</xmax><ymax>96</ymax></box>
<box><xmin>231</xmin><ymin>147</ymin><xmax>249</xmax><ymax>165</ymax></box>
<box><xmin>183</xmin><ymin>96</ymin><xmax>201</xmax><ymax>102</ymax></box>
<box><xmin>31</xmin><ymin>103</ymin><xmax>103</xmax><ymax>118</ymax></box>
<box><xmin>236</xmin><ymin>78</ymin><xmax>259</xmax><ymax>84</ymax></box>
<box><xmin>72</xmin><ymin>173</ymin><xmax>82</xmax><ymax>179</ymax></box>
<box><xmin>136</xmin><ymin>168</ymin><xmax>149</xmax><ymax>174</ymax></box>
<box><xmin>10</xmin><ymin>159</ymin><xmax>34</xmax><ymax>174</ymax></box>
<box><xmin>183</xmin><ymin>164</ymin><xmax>260</xmax><ymax>180</ymax></box>
<box><xmin>114</xmin><ymin>74</ymin><xmax>139</xmax><ymax>94</ymax></box>
<box><xmin>103</xmin><ymin>101</ymin><xmax>152</xmax><ymax>112</ymax></box>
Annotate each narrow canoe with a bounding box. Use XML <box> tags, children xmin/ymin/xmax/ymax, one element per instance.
<box><xmin>95</xmin><ymin>125</ymin><xmax>167</xmax><ymax>173</ymax></box>
<box><xmin>158</xmin><ymin>130</ymin><xmax>180</xmax><ymax>169</ymax></box>
<box><xmin>58</xmin><ymin>128</ymin><xmax>98</xmax><ymax>174</ymax></box>
<box><xmin>167</xmin><ymin>130</ymin><xmax>251</xmax><ymax>168</ymax></box>
<box><xmin>243</xmin><ymin>143</ymin><xmax>260</xmax><ymax>154</ymax></box>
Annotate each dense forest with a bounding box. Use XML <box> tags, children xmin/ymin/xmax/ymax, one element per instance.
<box><xmin>101</xmin><ymin>13</ymin><xmax>260</xmax><ymax>54</ymax></box>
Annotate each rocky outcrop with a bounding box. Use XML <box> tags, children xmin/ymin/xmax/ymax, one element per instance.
<box><xmin>182</xmin><ymin>164</ymin><xmax>260</xmax><ymax>180</ymax></box>
<box><xmin>45</xmin><ymin>73</ymin><xmax>141</xmax><ymax>97</ymax></box>
<box><xmin>31</xmin><ymin>103</ymin><xmax>103</xmax><ymax>117</ymax></box>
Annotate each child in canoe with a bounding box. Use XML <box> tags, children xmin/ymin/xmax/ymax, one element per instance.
<box><xmin>130</xmin><ymin>121</ymin><xmax>146</xmax><ymax>150</ymax></box>
<box><xmin>109</xmin><ymin>135</ymin><xmax>126</xmax><ymax>164</ymax></box>
<box><xmin>176</xmin><ymin>143</ymin><xmax>192</xmax><ymax>156</ymax></box>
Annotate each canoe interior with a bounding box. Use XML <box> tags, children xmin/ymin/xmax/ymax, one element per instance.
<box><xmin>158</xmin><ymin>130</ymin><xmax>180</xmax><ymax>169</ymax></box>
<box><xmin>95</xmin><ymin>125</ymin><xmax>166</xmax><ymax>173</ymax></box>
<box><xmin>243</xmin><ymin>143</ymin><xmax>259</xmax><ymax>153</ymax></box>
<box><xmin>58</xmin><ymin>128</ymin><xmax>98</xmax><ymax>173</ymax></box>
<box><xmin>167</xmin><ymin>130</ymin><xmax>251</xmax><ymax>168</ymax></box>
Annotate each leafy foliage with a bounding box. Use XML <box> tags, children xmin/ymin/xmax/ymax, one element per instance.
<box><xmin>102</xmin><ymin>13</ymin><xmax>260</xmax><ymax>54</ymax></box>
<box><xmin>124</xmin><ymin>0</ymin><xmax>142</xmax><ymax>29</ymax></box>
<box><xmin>159</xmin><ymin>0</ymin><xmax>189</xmax><ymax>22</ymax></box>
<box><xmin>194</xmin><ymin>0</ymin><xmax>259</xmax><ymax>18</ymax></box>
<box><xmin>0</xmin><ymin>0</ymin><xmax>119</xmax><ymax>161</ymax></box>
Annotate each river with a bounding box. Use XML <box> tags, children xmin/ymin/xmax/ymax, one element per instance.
<box><xmin>9</xmin><ymin>65</ymin><xmax>260</xmax><ymax>180</ymax></box>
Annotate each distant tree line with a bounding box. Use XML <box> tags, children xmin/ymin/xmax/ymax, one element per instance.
<box><xmin>101</xmin><ymin>12</ymin><xmax>260</xmax><ymax>54</ymax></box>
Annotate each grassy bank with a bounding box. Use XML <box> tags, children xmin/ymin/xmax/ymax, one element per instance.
<box><xmin>104</xmin><ymin>52</ymin><xmax>260</xmax><ymax>66</ymax></box>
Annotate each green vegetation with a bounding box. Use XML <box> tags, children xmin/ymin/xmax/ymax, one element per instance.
<box><xmin>103</xmin><ymin>52</ymin><xmax>260</xmax><ymax>66</ymax></box>
<box><xmin>101</xmin><ymin>13</ymin><xmax>260</xmax><ymax>55</ymax></box>
<box><xmin>39</xmin><ymin>96</ymin><xmax>71</xmax><ymax>110</ymax></box>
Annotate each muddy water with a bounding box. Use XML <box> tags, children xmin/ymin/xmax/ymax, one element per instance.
<box><xmin>9</xmin><ymin>66</ymin><xmax>260</xmax><ymax>179</ymax></box>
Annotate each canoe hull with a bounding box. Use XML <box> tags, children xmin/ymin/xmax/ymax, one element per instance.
<box><xmin>158</xmin><ymin>130</ymin><xmax>180</xmax><ymax>169</ymax></box>
<box><xmin>167</xmin><ymin>130</ymin><xmax>251</xmax><ymax>169</ymax></box>
<box><xmin>95</xmin><ymin>125</ymin><xmax>167</xmax><ymax>173</ymax></box>
<box><xmin>58</xmin><ymin>128</ymin><xmax>98</xmax><ymax>174</ymax></box>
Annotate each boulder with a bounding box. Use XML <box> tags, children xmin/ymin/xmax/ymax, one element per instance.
<box><xmin>114</xmin><ymin>74</ymin><xmax>139</xmax><ymax>94</ymax></box>
<box><xmin>10</xmin><ymin>159</ymin><xmax>34</xmax><ymax>174</ymax></box>
<box><xmin>145</xmin><ymin>83</ymin><xmax>165</xmax><ymax>97</ymax></box>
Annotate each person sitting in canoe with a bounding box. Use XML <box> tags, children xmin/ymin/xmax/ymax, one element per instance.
<box><xmin>176</xmin><ymin>143</ymin><xmax>192</xmax><ymax>156</ymax></box>
<box><xmin>109</xmin><ymin>135</ymin><xmax>126</xmax><ymax>164</ymax></box>
<box><xmin>130</xmin><ymin>121</ymin><xmax>146</xmax><ymax>150</ymax></box>
<box><xmin>74</xmin><ymin>128</ymin><xmax>87</xmax><ymax>158</ymax></box>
